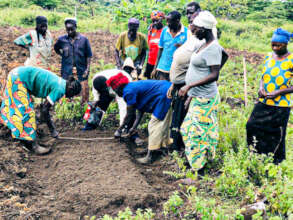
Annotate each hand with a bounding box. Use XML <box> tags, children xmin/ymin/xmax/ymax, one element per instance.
<box><xmin>266</xmin><ymin>90</ymin><xmax>281</xmax><ymax>99</ymax></box>
<box><xmin>114</xmin><ymin>129</ymin><xmax>122</xmax><ymax>138</ymax></box>
<box><xmin>167</xmin><ymin>84</ymin><xmax>174</xmax><ymax>99</ymax></box>
<box><xmin>184</xmin><ymin>96</ymin><xmax>192</xmax><ymax>110</ymax></box>
<box><xmin>128</xmin><ymin>127</ymin><xmax>137</xmax><ymax>136</ymax></box>
<box><xmin>82</xmin><ymin>69</ymin><xmax>89</xmax><ymax>78</ymax></box>
<box><xmin>51</xmin><ymin>129</ymin><xmax>59</xmax><ymax>138</ymax></box>
<box><xmin>174</xmin><ymin>43</ymin><xmax>182</xmax><ymax>48</ymax></box>
<box><xmin>136</xmin><ymin>66</ymin><xmax>142</xmax><ymax>75</ymax></box>
<box><xmin>151</xmin><ymin>69</ymin><xmax>157</xmax><ymax>79</ymax></box>
<box><xmin>258</xmin><ymin>87</ymin><xmax>267</xmax><ymax>98</ymax></box>
<box><xmin>178</xmin><ymin>85</ymin><xmax>190</xmax><ymax>97</ymax></box>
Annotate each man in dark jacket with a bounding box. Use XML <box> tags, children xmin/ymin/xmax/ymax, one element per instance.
<box><xmin>54</xmin><ymin>18</ymin><xmax>92</xmax><ymax>104</ymax></box>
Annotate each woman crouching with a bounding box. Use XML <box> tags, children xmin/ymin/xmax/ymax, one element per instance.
<box><xmin>0</xmin><ymin>66</ymin><xmax>81</xmax><ymax>155</ymax></box>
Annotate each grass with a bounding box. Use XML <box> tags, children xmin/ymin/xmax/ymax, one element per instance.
<box><xmin>0</xmin><ymin>7</ymin><xmax>292</xmax><ymax>53</ymax></box>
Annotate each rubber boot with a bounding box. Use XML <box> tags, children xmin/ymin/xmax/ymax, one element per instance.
<box><xmin>31</xmin><ymin>141</ymin><xmax>51</xmax><ymax>155</ymax></box>
<box><xmin>22</xmin><ymin>140</ymin><xmax>51</xmax><ymax>155</ymax></box>
<box><xmin>136</xmin><ymin>149</ymin><xmax>161</xmax><ymax>164</ymax></box>
<box><xmin>47</xmin><ymin>118</ymin><xmax>58</xmax><ymax>138</ymax></box>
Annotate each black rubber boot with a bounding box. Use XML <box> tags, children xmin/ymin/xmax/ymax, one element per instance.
<box><xmin>21</xmin><ymin>140</ymin><xmax>51</xmax><ymax>155</ymax></box>
<box><xmin>136</xmin><ymin>149</ymin><xmax>161</xmax><ymax>164</ymax></box>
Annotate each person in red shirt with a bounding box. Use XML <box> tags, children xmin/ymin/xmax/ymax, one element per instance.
<box><xmin>144</xmin><ymin>11</ymin><xmax>165</xmax><ymax>79</ymax></box>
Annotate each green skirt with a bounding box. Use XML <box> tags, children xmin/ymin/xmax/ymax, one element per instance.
<box><xmin>181</xmin><ymin>93</ymin><xmax>220</xmax><ymax>170</ymax></box>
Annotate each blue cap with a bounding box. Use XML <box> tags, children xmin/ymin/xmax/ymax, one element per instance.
<box><xmin>271</xmin><ymin>28</ymin><xmax>293</xmax><ymax>44</ymax></box>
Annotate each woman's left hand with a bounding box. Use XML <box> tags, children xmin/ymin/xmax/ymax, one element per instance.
<box><xmin>179</xmin><ymin>85</ymin><xmax>190</xmax><ymax>97</ymax></box>
<box><xmin>266</xmin><ymin>90</ymin><xmax>281</xmax><ymax>99</ymax></box>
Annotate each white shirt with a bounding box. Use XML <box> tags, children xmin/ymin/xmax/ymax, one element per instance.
<box><xmin>92</xmin><ymin>69</ymin><xmax>132</xmax><ymax>125</ymax></box>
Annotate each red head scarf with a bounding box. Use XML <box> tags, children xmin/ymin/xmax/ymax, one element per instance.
<box><xmin>106</xmin><ymin>72</ymin><xmax>129</xmax><ymax>90</ymax></box>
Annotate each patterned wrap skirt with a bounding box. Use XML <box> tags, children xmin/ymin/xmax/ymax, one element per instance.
<box><xmin>181</xmin><ymin>93</ymin><xmax>220</xmax><ymax>170</ymax></box>
<box><xmin>0</xmin><ymin>71</ymin><xmax>36</xmax><ymax>141</ymax></box>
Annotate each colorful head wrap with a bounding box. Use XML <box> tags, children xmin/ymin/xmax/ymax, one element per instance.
<box><xmin>271</xmin><ymin>28</ymin><xmax>293</xmax><ymax>44</ymax></box>
<box><xmin>106</xmin><ymin>72</ymin><xmax>129</xmax><ymax>90</ymax></box>
<box><xmin>151</xmin><ymin>11</ymin><xmax>165</xmax><ymax>20</ymax></box>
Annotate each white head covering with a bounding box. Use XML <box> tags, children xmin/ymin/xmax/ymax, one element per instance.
<box><xmin>123</xmin><ymin>57</ymin><xmax>135</xmax><ymax>69</ymax></box>
<box><xmin>192</xmin><ymin>11</ymin><xmax>217</xmax><ymax>30</ymax></box>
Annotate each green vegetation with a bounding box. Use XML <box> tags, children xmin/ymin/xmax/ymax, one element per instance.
<box><xmin>0</xmin><ymin>0</ymin><xmax>292</xmax><ymax>53</ymax></box>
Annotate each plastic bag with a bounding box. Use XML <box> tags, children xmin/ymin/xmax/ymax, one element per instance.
<box><xmin>82</xmin><ymin>102</ymin><xmax>104</xmax><ymax>130</ymax></box>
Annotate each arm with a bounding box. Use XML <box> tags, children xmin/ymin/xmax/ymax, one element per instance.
<box><xmin>266</xmin><ymin>86</ymin><xmax>293</xmax><ymax>99</ymax></box>
<box><xmin>151</xmin><ymin>48</ymin><xmax>163</xmax><ymax>78</ymax></box>
<box><xmin>118</xmin><ymin>105</ymin><xmax>136</xmax><ymax>132</ymax></box>
<box><xmin>179</xmin><ymin>65</ymin><xmax>221</xmax><ymax>97</ymax></box>
<box><xmin>129</xmin><ymin>110</ymin><xmax>144</xmax><ymax>135</ymax></box>
<box><xmin>14</xmin><ymin>32</ymin><xmax>32</xmax><ymax>50</ymax></box>
<box><xmin>83</xmin><ymin>39</ymin><xmax>92</xmax><ymax>77</ymax></box>
<box><xmin>139</xmin><ymin>48</ymin><xmax>146</xmax><ymax>67</ymax></box>
<box><xmin>54</xmin><ymin>39</ymin><xmax>62</xmax><ymax>56</ymax></box>
<box><xmin>258</xmin><ymin>78</ymin><xmax>266</xmax><ymax>98</ymax></box>
<box><xmin>83</xmin><ymin>57</ymin><xmax>91</xmax><ymax>78</ymax></box>
<box><xmin>137</xmin><ymin>49</ymin><xmax>147</xmax><ymax>75</ymax></box>
<box><xmin>40</xmin><ymin>100</ymin><xmax>58</xmax><ymax>138</ymax></box>
<box><xmin>115</xmin><ymin>49</ymin><xmax>122</xmax><ymax>69</ymax></box>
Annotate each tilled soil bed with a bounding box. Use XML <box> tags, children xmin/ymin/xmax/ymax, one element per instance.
<box><xmin>0</xmin><ymin>122</ymin><xmax>177</xmax><ymax>219</ymax></box>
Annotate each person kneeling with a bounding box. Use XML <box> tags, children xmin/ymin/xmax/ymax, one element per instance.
<box><xmin>106</xmin><ymin>73</ymin><xmax>173</xmax><ymax>164</ymax></box>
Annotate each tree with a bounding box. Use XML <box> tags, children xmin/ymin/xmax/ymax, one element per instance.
<box><xmin>31</xmin><ymin>0</ymin><xmax>61</xmax><ymax>9</ymax></box>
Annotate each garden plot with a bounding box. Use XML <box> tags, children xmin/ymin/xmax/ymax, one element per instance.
<box><xmin>0</xmin><ymin>123</ymin><xmax>177</xmax><ymax>219</ymax></box>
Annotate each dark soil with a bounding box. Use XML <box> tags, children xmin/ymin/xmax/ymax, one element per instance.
<box><xmin>0</xmin><ymin>121</ymin><xmax>178</xmax><ymax>219</ymax></box>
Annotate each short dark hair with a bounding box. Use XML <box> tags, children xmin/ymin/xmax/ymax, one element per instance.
<box><xmin>168</xmin><ymin>11</ymin><xmax>181</xmax><ymax>20</ymax></box>
<box><xmin>187</xmin><ymin>2</ymin><xmax>201</xmax><ymax>11</ymax></box>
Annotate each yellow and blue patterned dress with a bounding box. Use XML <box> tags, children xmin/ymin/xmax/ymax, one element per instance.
<box><xmin>259</xmin><ymin>53</ymin><xmax>293</xmax><ymax>107</ymax></box>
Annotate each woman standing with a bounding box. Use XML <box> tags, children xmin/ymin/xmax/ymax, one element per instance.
<box><xmin>179</xmin><ymin>11</ymin><xmax>227</xmax><ymax>172</ymax></box>
<box><xmin>14</xmin><ymin>16</ymin><xmax>53</xmax><ymax>69</ymax></box>
<box><xmin>144</xmin><ymin>11</ymin><xmax>165</xmax><ymax>79</ymax></box>
<box><xmin>246</xmin><ymin>28</ymin><xmax>293</xmax><ymax>164</ymax></box>
<box><xmin>0</xmin><ymin>66</ymin><xmax>81</xmax><ymax>155</ymax></box>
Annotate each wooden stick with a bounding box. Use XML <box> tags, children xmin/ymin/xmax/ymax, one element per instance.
<box><xmin>243</xmin><ymin>57</ymin><xmax>248</xmax><ymax>107</ymax></box>
<box><xmin>58</xmin><ymin>136</ymin><xmax>114</xmax><ymax>141</ymax></box>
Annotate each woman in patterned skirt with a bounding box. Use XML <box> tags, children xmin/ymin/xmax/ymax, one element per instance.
<box><xmin>246</xmin><ymin>28</ymin><xmax>293</xmax><ymax>164</ymax></box>
<box><xmin>0</xmin><ymin>66</ymin><xmax>81</xmax><ymax>155</ymax></box>
<box><xmin>179</xmin><ymin>11</ymin><xmax>227</xmax><ymax>173</ymax></box>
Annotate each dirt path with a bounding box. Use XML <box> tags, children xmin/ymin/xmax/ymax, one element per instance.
<box><xmin>0</xmin><ymin>123</ymin><xmax>177</xmax><ymax>219</ymax></box>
